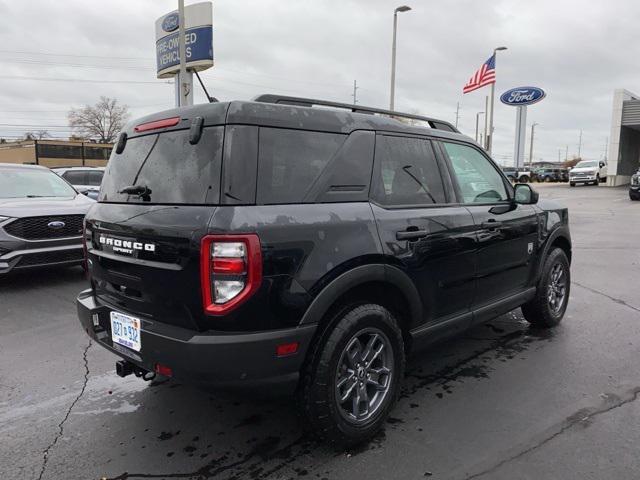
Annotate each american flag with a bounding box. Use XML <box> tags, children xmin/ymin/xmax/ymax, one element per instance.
<box><xmin>462</xmin><ymin>54</ymin><xmax>496</xmax><ymax>94</ymax></box>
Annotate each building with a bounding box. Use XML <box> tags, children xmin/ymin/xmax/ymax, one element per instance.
<box><xmin>0</xmin><ymin>139</ymin><xmax>112</xmax><ymax>168</ymax></box>
<box><xmin>607</xmin><ymin>89</ymin><xmax>640</xmax><ymax>186</ymax></box>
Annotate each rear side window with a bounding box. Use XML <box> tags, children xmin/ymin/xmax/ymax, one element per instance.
<box><xmin>99</xmin><ymin>127</ymin><xmax>223</xmax><ymax>204</ymax></box>
<box><xmin>63</xmin><ymin>170</ymin><xmax>87</xmax><ymax>185</ymax></box>
<box><xmin>87</xmin><ymin>170</ymin><xmax>104</xmax><ymax>186</ymax></box>
<box><xmin>372</xmin><ymin>135</ymin><xmax>446</xmax><ymax>206</ymax></box>
<box><xmin>256</xmin><ymin>128</ymin><xmax>346</xmax><ymax>204</ymax></box>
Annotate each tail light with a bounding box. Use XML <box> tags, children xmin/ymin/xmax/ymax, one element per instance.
<box><xmin>200</xmin><ymin>234</ymin><xmax>262</xmax><ymax>315</ymax></box>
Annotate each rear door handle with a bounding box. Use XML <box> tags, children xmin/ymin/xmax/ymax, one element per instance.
<box><xmin>481</xmin><ymin>220</ymin><xmax>503</xmax><ymax>230</ymax></box>
<box><xmin>396</xmin><ymin>229</ymin><xmax>428</xmax><ymax>240</ymax></box>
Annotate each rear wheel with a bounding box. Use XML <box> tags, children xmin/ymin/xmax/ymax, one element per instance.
<box><xmin>630</xmin><ymin>191</ymin><xmax>640</xmax><ymax>201</ymax></box>
<box><xmin>519</xmin><ymin>175</ymin><xmax>530</xmax><ymax>183</ymax></box>
<box><xmin>544</xmin><ymin>176</ymin><xmax>552</xmax><ymax>183</ymax></box>
<box><xmin>298</xmin><ymin>304</ymin><xmax>405</xmax><ymax>448</ymax></box>
<box><xmin>522</xmin><ymin>247</ymin><xmax>570</xmax><ymax>328</ymax></box>
<box><xmin>570</xmin><ymin>182</ymin><xmax>576</xmax><ymax>187</ymax></box>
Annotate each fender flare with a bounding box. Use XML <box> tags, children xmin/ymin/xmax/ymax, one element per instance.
<box><xmin>299</xmin><ymin>263</ymin><xmax>423</xmax><ymax>327</ymax></box>
<box><xmin>536</xmin><ymin>225</ymin><xmax>571</xmax><ymax>280</ymax></box>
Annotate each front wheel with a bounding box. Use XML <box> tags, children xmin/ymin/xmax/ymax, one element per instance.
<box><xmin>298</xmin><ymin>304</ymin><xmax>405</xmax><ymax>448</ymax></box>
<box><xmin>522</xmin><ymin>247</ymin><xmax>570</xmax><ymax>328</ymax></box>
<box><xmin>520</xmin><ymin>175</ymin><xmax>530</xmax><ymax>183</ymax></box>
<box><xmin>570</xmin><ymin>182</ymin><xmax>576</xmax><ymax>187</ymax></box>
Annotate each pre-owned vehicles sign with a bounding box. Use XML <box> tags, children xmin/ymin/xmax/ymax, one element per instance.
<box><xmin>155</xmin><ymin>2</ymin><xmax>213</xmax><ymax>79</ymax></box>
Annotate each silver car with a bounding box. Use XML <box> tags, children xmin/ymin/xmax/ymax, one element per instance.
<box><xmin>0</xmin><ymin>163</ymin><xmax>94</xmax><ymax>274</ymax></box>
<box><xmin>52</xmin><ymin>166</ymin><xmax>105</xmax><ymax>200</ymax></box>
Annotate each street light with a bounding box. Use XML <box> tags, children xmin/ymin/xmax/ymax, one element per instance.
<box><xmin>486</xmin><ymin>46</ymin><xmax>507</xmax><ymax>154</ymax></box>
<box><xmin>529</xmin><ymin>122</ymin><xmax>539</xmax><ymax>169</ymax></box>
<box><xmin>475</xmin><ymin>111</ymin><xmax>485</xmax><ymax>143</ymax></box>
<box><xmin>389</xmin><ymin>5</ymin><xmax>412</xmax><ymax>111</ymax></box>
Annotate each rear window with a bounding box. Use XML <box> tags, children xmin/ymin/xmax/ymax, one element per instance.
<box><xmin>256</xmin><ymin>128</ymin><xmax>346</xmax><ymax>204</ymax></box>
<box><xmin>99</xmin><ymin>127</ymin><xmax>223</xmax><ymax>204</ymax></box>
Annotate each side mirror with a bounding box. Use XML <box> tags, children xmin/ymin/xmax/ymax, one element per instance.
<box><xmin>599</xmin><ymin>162</ymin><xmax>605</xmax><ymax>168</ymax></box>
<box><xmin>514</xmin><ymin>183</ymin><xmax>538</xmax><ymax>205</ymax></box>
<box><xmin>77</xmin><ymin>188</ymin><xmax>90</xmax><ymax>196</ymax></box>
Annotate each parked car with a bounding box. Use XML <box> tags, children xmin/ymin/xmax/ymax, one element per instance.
<box><xmin>76</xmin><ymin>95</ymin><xmax>572</xmax><ymax>447</ymax></box>
<box><xmin>533</xmin><ymin>168</ymin><xmax>561</xmax><ymax>182</ymax></box>
<box><xmin>501</xmin><ymin>167</ymin><xmax>531</xmax><ymax>183</ymax></box>
<box><xmin>52</xmin><ymin>166</ymin><xmax>105</xmax><ymax>200</ymax></box>
<box><xmin>629</xmin><ymin>169</ymin><xmax>640</xmax><ymax>200</ymax></box>
<box><xmin>0</xmin><ymin>163</ymin><xmax>94</xmax><ymax>274</ymax></box>
<box><xmin>558</xmin><ymin>168</ymin><xmax>569</xmax><ymax>182</ymax></box>
<box><xmin>569</xmin><ymin>160</ymin><xmax>608</xmax><ymax>186</ymax></box>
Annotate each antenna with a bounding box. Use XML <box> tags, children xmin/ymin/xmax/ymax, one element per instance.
<box><xmin>194</xmin><ymin>71</ymin><xmax>217</xmax><ymax>103</ymax></box>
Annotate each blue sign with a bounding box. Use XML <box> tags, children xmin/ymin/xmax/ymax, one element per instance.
<box><xmin>500</xmin><ymin>87</ymin><xmax>546</xmax><ymax>106</ymax></box>
<box><xmin>162</xmin><ymin>13</ymin><xmax>179</xmax><ymax>32</ymax></box>
<box><xmin>156</xmin><ymin>26</ymin><xmax>213</xmax><ymax>75</ymax></box>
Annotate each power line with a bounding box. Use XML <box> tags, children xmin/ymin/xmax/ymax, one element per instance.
<box><xmin>0</xmin><ymin>75</ymin><xmax>172</xmax><ymax>85</ymax></box>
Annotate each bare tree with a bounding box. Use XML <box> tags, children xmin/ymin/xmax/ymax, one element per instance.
<box><xmin>23</xmin><ymin>130</ymin><xmax>50</xmax><ymax>140</ymax></box>
<box><xmin>68</xmin><ymin>97</ymin><xmax>130</xmax><ymax>144</ymax></box>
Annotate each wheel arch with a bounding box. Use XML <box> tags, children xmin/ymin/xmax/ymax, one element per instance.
<box><xmin>537</xmin><ymin>227</ymin><xmax>572</xmax><ymax>281</ymax></box>
<box><xmin>299</xmin><ymin>263</ymin><xmax>422</xmax><ymax>350</ymax></box>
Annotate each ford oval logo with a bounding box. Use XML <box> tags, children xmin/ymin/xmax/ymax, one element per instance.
<box><xmin>500</xmin><ymin>87</ymin><xmax>546</xmax><ymax>106</ymax></box>
<box><xmin>48</xmin><ymin>221</ymin><xmax>66</xmax><ymax>230</ymax></box>
<box><xmin>162</xmin><ymin>13</ymin><xmax>179</xmax><ymax>32</ymax></box>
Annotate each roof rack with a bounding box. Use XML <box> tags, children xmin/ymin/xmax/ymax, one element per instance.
<box><xmin>253</xmin><ymin>94</ymin><xmax>459</xmax><ymax>133</ymax></box>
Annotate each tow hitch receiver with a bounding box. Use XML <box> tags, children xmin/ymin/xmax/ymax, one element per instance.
<box><xmin>116</xmin><ymin>360</ymin><xmax>156</xmax><ymax>381</ymax></box>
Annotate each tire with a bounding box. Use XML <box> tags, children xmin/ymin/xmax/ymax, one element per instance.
<box><xmin>569</xmin><ymin>182</ymin><xmax>576</xmax><ymax>187</ymax></box>
<box><xmin>521</xmin><ymin>247</ymin><xmax>570</xmax><ymax>328</ymax></box>
<box><xmin>297</xmin><ymin>303</ymin><xmax>405</xmax><ymax>448</ymax></box>
<box><xmin>544</xmin><ymin>176</ymin><xmax>552</xmax><ymax>183</ymax></box>
<box><xmin>630</xmin><ymin>191</ymin><xmax>640</xmax><ymax>201</ymax></box>
<box><xmin>520</xmin><ymin>175</ymin><xmax>530</xmax><ymax>183</ymax></box>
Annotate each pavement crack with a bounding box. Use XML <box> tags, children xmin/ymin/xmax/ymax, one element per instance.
<box><xmin>574</xmin><ymin>281</ymin><xmax>640</xmax><ymax>314</ymax></box>
<box><xmin>36</xmin><ymin>340</ymin><xmax>92</xmax><ymax>480</ymax></box>
<box><xmin>463</xmin><ymin>387</ymin><xmax>640</xmax><ymax>480</ymax></box>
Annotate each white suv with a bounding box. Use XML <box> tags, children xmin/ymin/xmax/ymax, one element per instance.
<box><xmin>569</xmin><ymin>160</ymin><xmax>607</xmax><ymax>186</ymax></box>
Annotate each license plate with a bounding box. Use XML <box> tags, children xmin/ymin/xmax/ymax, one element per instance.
<box><xmin>110</xmin><ymin>311</ymin><xmax>141</xmax><ymax>352</ymax></box>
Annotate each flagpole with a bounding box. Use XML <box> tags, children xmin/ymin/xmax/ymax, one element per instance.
<box><xmin>487</xmin><ymin>46</ymin><xmax>507</xmax><ymax>155</ymax></box>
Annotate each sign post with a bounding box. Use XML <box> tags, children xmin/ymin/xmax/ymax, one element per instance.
<box><xmin>500</xmin><ymin>87</ymin><xmax>546</xmax><ymax>168</ymax></box>
<box><xmin>155</xmin><ymin>2</ymin><xmax>214</xmax><ymax>107</ymax></box>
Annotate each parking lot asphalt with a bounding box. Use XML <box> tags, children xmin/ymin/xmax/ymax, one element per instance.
<box><xmin>2</xmin><ymin>182</ymin><xmax>640</xmax><ymax>480</ymax></box>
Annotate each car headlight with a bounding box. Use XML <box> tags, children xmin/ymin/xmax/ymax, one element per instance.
<box><xmin>0</xmin><ymin>216</ymin><xmax>12</xmax><ymax>223</ymax></box>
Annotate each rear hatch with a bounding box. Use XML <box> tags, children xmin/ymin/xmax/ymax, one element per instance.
<box><xmin>86</xmin><ymin>110</ymin><xmax>225</xmax><ymax>331</ymax></box>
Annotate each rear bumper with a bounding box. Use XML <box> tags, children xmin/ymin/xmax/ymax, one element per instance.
<box><xmin>76</xmin><ymin>289</ymin><xmax>317</xmax><ymax>394</ymax></box>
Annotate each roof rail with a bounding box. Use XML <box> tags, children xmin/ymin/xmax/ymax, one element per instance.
<box><xmin>253</xmin><ymin>94</ymin><xmax>459</xmax><ymax>133</ymax></box>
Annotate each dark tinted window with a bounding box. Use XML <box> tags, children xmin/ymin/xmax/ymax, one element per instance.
<box><xmin>443</xmin><ymin>142</ymin><xmax>508</xmax><ymax>204</ymax></box>
<box><xmin>372</xmin><ymin>135</ymin><xmax>446</xmax><ymax>206</ymax></box>
<box><xmin>63</xmin><ymin>170</ymin><xmax>87</xmax><ymax>185</ymax></box>
<box><xmin>87</xmin><ymin>170</ymin><xmax>104</xmax><ymax>186</ymax></box>
<box><xmin>99</xmin><ymin>127</ymin><xmax>223</xmax><ymax>204</ymax></box>
<box><xmin>257</xmin><ymin>128</ymin><xmax>346</xmax><ymax>204</ymax></box>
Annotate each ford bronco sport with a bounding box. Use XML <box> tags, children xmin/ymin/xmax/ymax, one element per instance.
<box><xmin>77</xmin><ymin>95</ymin><xmax>571</xmax><ymax>446</ymax></box>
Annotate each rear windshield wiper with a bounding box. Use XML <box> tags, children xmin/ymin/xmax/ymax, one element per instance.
<box><xmin>119</xmin><ymin>185</ymin><xmax>152</xmax><ymax>199</ymax></box>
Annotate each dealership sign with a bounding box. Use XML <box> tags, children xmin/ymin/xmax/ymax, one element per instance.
<box><xmin>155</xmin><ymin>2</ymin><xmax>213</xmax><ymax>78</ymax></box>
<box><xmin>500</xmin><ymin>87</ymin><xmax>546</xmax><ymax>106</ymax></box>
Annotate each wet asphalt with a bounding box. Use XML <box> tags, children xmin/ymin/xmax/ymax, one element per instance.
<box><xmin>2</xmin><ymin>182</ymin><xmax>640</xmax><ymax>480</ymax></box>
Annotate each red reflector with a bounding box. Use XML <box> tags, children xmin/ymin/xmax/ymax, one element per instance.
<box><xmin>276</xmin><ymin>342</ymin><xmax>299</xmax><ymax>357</ymax></box>
<box><xmin>134</xmin><ymin>116</ymin><xmax>181</xmax><ymax>132</ymax></box>
<box><xmin>154</xmin><ymin>363</ymin><xmax>173</xmax><ymax>377</ymax></box>
<box><xmin>212</xmin><ymin>258</ymin><xmax>246</xmax><ymax>274</ymax></box>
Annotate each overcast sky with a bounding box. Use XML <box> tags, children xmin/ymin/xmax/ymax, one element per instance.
<box><xmin>1</xmin><ymin>0</ymin><xmax>638</xmax><ymax>165</ymax></box>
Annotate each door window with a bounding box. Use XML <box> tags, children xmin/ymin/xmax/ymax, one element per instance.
<box><xmin>372</xmin><ymin>135</ymin><xmax>446</xmax><ymax>206</ymax></box>
<box><xmin>443</xmin><ymin>142</ymin><xmax>508</xmax><ymax>204</ymax></box>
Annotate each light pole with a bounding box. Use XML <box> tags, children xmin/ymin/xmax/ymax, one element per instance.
<box><xmin>389</xmin><ymin>5</ymin><xmax>411</xmax><ymax>111</ymax></box>
<box><xmin>475</xmin><ymin>111</ymin><xmax>485</xmax><ymax>143</ymax></box>
<box><xmin>528</xmin><ymin>122</ymin><xmax>538</xmax><ymax>169</ymax></box>
<box><xmin>486</xmin><ymin>46</ymin><xmax>507</xmax><ymax>154</ymax></box>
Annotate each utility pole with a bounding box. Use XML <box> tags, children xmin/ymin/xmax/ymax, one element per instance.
<box><xmin>578</xmin><ymin>129</ymin><xmax>583</xmax><ymax>158</ymax></box>
<box><xmin>175</xmin><ymin>0</ymin><xmax>193</xmax><ymax>107</ymax></box>
<box><xmin>352</xmin><ymin>80</ymin><xmax>358</xmax><ymax>105</ymax></box>
<box><xmin>475</xmin><ymin>111</ymin><xmax>485</xmax><ymax>143</ymax></box>
<box><xmin>565</xmin><ymin>145</ymin><xmax>568</xmax><ymax>161</ymax></box>
<box><xmin>558</xmin><ymin>149</ymin><xmax>561</xmax><ymax>162</ymax></box>
<box><xmin>455</xmin><ymin>102</ymin><xmax>460</xmax><ymax>129</ymax></box>
<box><xmin>483</xmin><ymin>95</ymin><xmax>489</xmax><ymax>150</ymax></box>
<box><xmin>603</xmin><ymin>136</ymin><xmax>608</xmax><ymax>160</ymax></box>
<box><xmin>528</xmin><ymin>122</ymin><xmax>538</xmax><ymax>169</ymax></box>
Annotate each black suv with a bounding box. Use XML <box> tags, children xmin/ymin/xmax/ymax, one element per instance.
<box><xmin>77</xmin><ymin>95</ymin><xmax>572</xmax><ymax>446</ymax></box>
